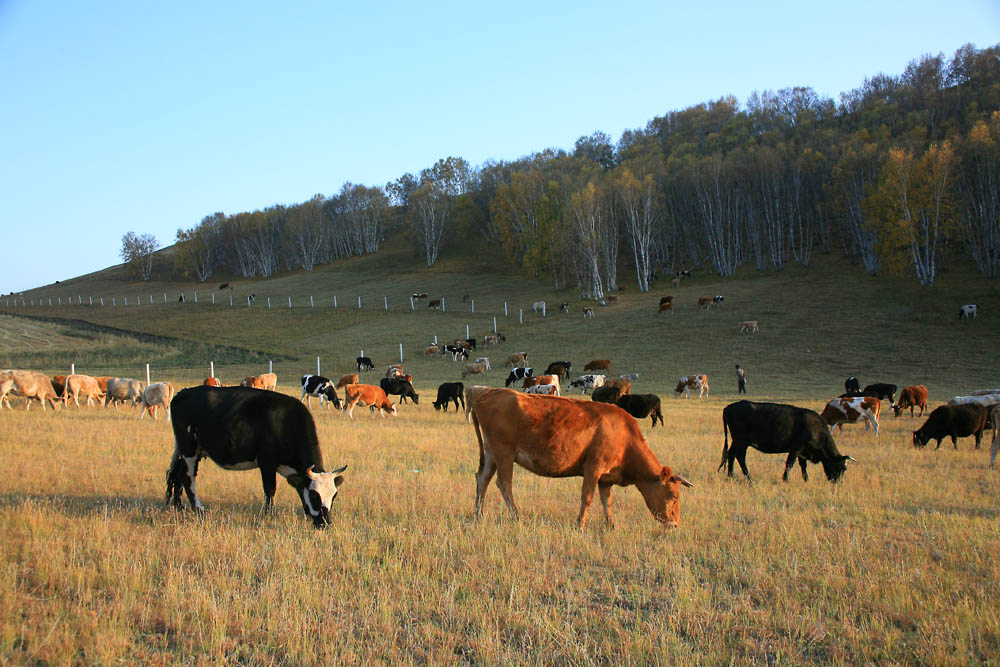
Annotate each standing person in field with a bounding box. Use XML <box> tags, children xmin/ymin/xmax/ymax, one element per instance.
<box><xmin>735</xmin><ymin>364</ymin><xmax>747</xmax><ymax>394</ymax></box>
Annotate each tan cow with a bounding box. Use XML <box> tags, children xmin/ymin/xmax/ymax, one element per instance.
<box><xmin>820</xmin><ymin>396</ymin><xmax>881</xmax><ymax>436</ymax></box>
<box><xmin>342</xmin><ymin>384</ymin><xmax>396</xmax><ymax>419</ymax></box>
<box><xmin>737</xmin><ymin>320</ymin><xmax>759</xmax><ymax>333</ymax></box>
<box><xmin>469</xmin><ymin>388</ymin><xmax>693</xmax><ymax>528</ymax></box>
<box><xmin>674</xmin><ymin>374</ymin><xmax>709</xmax><ymax>398</ymax></box>
<box><xmin>335</xmin><ymin>374</ymin><xmax>359</xmax><ymax>389</ymax></box>
<box><xmin>105</xmin><ymin>377</ymin><xmax>144</xmax><ymax>410</ymax></box>
<box><xmin>140</xmin><ymin>382</ymin><xmax>175</xmax><ymax>420</ymax></box>
<box><xmin>424</xmin><ymin>345</ymin><xmax>439</xmax><ymax>357</ymax></box>
<box><xmin>241</xmin><ymin>375</ymin><xmax>266</xmax><ymax>389</ymax></box>
<box><xmin>462</xmin><ymin>362</ymin><xmax>487</xmax><ymax>380</ymax></box>
<box><xmin>1</xmin><ymin>371</ymin><xmax>62</xmax><ymax>410</ymax></box>
<box><xmin>506</xmin><ymin>352</ymin><xmax>528</xmax><ymax>367</ymax></box>
<box><xmin>259</xmin><ymin>373</ymin><xmax>277</xmax><ymax>391</ymax></box>
<box><xmin>603</xmin><ymin>377</ymin><xmax>631</xmax><ymax>396</ymax></box>
<box><xmin>64</xmin><ymin>374</ymin><xmax>105</xmax><ymax>407</ymax></box>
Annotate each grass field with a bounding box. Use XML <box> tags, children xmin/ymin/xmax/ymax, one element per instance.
<box><xmin>1</xmin><ymin>243</ymin><xmax>998</xmax><ymax>663</ymax></box>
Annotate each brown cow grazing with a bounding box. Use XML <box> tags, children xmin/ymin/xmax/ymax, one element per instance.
<box><xmin>820</xmin><ymin>396</ymin><xmax>881</xmax><ymax>437</ymax></box>
<box><xmin>737</xmin><ymin>320</ymin><xmax>759</xmax><ymax>333</ymax></box>
<box><xmin>584</xmin><ymin>359</ymin><xmax>611</xmax><ymax>373</ymax></box>
<box><xmin>241</xmin><ymin>375</ymin><xmax>266</xmax><ymax>389</ymax></box>
<box><xmin>506</xmin><ymin>352</ymin><xmax>528</xmax><ymax>367</ymax></box>
<box><xmin>658</xmin><ymin>301</ymin><xmax>673</xmax><ymax>314</ymax></box>
<box><xmin>51</xmin><ymin>374</ymin><xmax>68</xmax><ymax>398</ymax></box>
<box><xmin>140</xmin><ymin>382</ymin><xmax>175</xmax><ymax>420</ymax></box>
<box><xmin>64</xmin><ymin>374</ymin><xmax>105</xmax><ymax>407</ymax></box>
<box><xmin>424</xmin><ymin>344</ymin><xmax>439</xmax><ymax>356</ymax></box>
<box><xmin>469</xmin><ymin>388</ymin><xmax>693</xmax><ymax>528</ymax></box>
<box><xmin>335</xmin><ymin>374</ymin><xmax>359</xmax><ymax>389</ymax></box>
<box><xmin>697</xmin><ymin>296</ymin><xmax>713</xmax><ymax>310</ymax></box>
<box><xmin>203</xmin><ymin>377</ymin><xmax>223</xmax><ymax>387</ymax></box>
<box><xmin>462</xmin><ymin>362</ymin><xmax>488</xmax><ymax>380</ymax></box>
<box><xmin>892</xmin><ymin>385</ymin><xmax>929</xmax><ymax>417</ymax></box>
<box><xmin>427</xmin><ymin>299</ymin><xmax>442</xmax><ymax>310</ymax></box>
<box><xmin>1</xmin><ymin>371</ymin><xmax>62</xmax><ymax>410</ymax></box>
<box><xmin>259</xmin><ymin>373</ymin><xmax>277</xmax><ymax>391</ymax></box>
<box><xmin>342</xmin><ymin>384</ymin><xmax>396</xmax><ymax>419</ymax></box>
<box><xmin>659</xmin><ymin>295</ymin><xmax>673</xmax><ymax>306</ymax></box>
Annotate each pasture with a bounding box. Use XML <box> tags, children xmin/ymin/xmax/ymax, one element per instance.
<box><xmin>1</xmin><ymin>244</ymin><xmax>999</xmax><ymax>663</ymax></box>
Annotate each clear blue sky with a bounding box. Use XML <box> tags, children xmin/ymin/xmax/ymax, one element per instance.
<box><xmin>1</xmin><ymin>1</ymin><xmax>997</xmax><ymax>293</ymax></box>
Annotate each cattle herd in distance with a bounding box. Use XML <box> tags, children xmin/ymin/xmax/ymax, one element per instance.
<box><xmin>0</xmin><ymin>282</ymin><xmax>991</xmax><ymax>529</ymax></box>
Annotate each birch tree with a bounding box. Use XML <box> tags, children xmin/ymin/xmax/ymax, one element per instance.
<box><xmin>614</xmin><ymin>164</ymin><xmax>659</xmax><ymax>291</ymax></box>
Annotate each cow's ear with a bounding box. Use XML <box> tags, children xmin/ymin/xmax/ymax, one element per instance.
<box><xmin>334</xmin><ymin>475</ymin><xmax>345</xmax><ymax>488</ymax></box>
<box><xmin>659</xmin><ymin>466</ymin><xmax>672</xmax><ymax>484</ymax></box>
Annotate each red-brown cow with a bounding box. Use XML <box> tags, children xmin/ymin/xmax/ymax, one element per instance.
<box><xmin>892</xmin><ymin>385</ymin><xmax>928</xmax><ymax>418</ymax></box>
<box><xmin>203</xmin><ymin>377</ymin><xmax>223</xmax><ymax>387</ymax></box>
<box><xmin>342</xmin><ymin>384</ymin><xmax>396</xmax><ymax>419</ymax></box>
<box><xmin>469</xmin><ymin>388</ymin><xmax>693</xmax><ymax>528</ymax></box>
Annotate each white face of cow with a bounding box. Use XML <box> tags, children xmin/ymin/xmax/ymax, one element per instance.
<box><xmin>303</xmin><ymin>465</ymin><xmax>347</xmax><ymax>528</ymax></box>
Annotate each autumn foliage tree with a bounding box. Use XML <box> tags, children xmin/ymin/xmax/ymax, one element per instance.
<box><xmin>120</xmin><ymin>232</ymin><xmax>159</xmax><ymax>280</ymax></box>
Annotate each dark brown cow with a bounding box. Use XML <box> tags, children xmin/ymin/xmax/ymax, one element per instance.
<box><xmin>469</xmin><ymin>388</ymin><xmax>692</xmax><ymax>528</ymax></box>
<box><xmin>583</xmin><ymin>359</ymin><xmax>611</xmax><ymax>373</ymax></box>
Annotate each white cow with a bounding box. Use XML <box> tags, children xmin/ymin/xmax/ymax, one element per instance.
<box><xmin>140</xmin><ymin>382</ymin><xmax>175</xmax><ymax>420</ymax></box>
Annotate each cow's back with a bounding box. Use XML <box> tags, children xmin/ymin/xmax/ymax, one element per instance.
<box><xmin>474</xmin><ymin>388</ymin><xmax>643</xmax><ymax>476</ymax></box>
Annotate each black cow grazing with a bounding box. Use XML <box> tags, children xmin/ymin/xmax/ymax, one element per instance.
<box><xmin>844</xmin><ymin>377</ymin><xmax>860</xmax><ymax>394</ymax></box>
<box><xmin>504</xmin><ymin>367</ymin><xmax>533</xmax><ymax>387</ymax></box>
<box><xmin>913</xmin><ymin>404</ymin><xmax>989</xmax><ymax>449</ymax></box>
<box><xmin>357</xmin><ymin>356</ymin><xmax>375</xmax><ymax>372</ymax></box>
<box><xmin>379</xmin><ymin>377</ymin><xmax>420</xmax><ymax>404</ymax></box>
<box><xmin>617</xmin><ymin>394</ymin><xmax>665</xmax><ymax>428</ymax></box>
<box><xmin>166</xmin><ymin>386</ymin><xmax>347</xmax><ymax>528</ymax></box>
<box><xmin>862</xmin><ymin>383</ymin><xmax>897</xmax><ymax>403</ymax></box>
<box><xmin>300</xmin><ymin>374</ymin><xmax>341</xmax><ymax>409</ymax></box>
<box><xmin>465</xmin><ymin>337</ymin><xmax>477</xmax><ymax>351</ymax></box>
<box><xmin>590</xmin><ymin>386</ymin><xmax>621</xmax><ymax>404</ymax></box>
<box><xmin>433</xmin><ymin>382</ymin><xmax>465</xmax><ymax>412</ymax></box>
<box><xmin>720</xmin><ymin>400</ymin><xmax>854</xmax><ymax>483</ymax></box>
<box><xmin>218</xmin><ymin>282</ymin><xmax>233</xmax><ymax>290</ymax></box>
<box><xmin>545</xmin><ymin>361</ymin><xmax>572</xmax><ymax>378</ymax></box>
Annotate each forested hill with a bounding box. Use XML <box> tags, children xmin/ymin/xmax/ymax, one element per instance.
<box><xmin>145</xmin><ymin>43</ymin><xmax>999</xmax><ymax>296</ymax></box>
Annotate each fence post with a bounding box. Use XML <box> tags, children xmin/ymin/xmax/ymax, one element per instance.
<box><xmin>504</xmin><ymin>301</ymin><xmax>508</xmax><ymax>317</ymax></box>
<box><xmin>466</xmin><ymin>324</ymin><xmax>470</xmax><ymax>339</ymax></box>
<box><xmin>101</xmin><ymin>298</ymin><xmax>104</xmax><ymax>306</ymax></box>
<box><xmin>269</xmin><ymin>360</ymin><xmax>273</xmax><ymax>374</ymax></box>
<box><xmin>493</xmin><ymin>316</ymin><xmax>497</xmax><ymax>333</ymax></box>
<box><xmin>334</xmin><ymin>295</ymin><xmax>337</xmax><ymax>308</ymax></box>
<box><xmin>471</xmin><ymin>299</ymin><xmax>475</xmax><ymax>313</ymax></box>
<box><xmin>146</xmin><ymin>364</ymin><xmax>150</xmax><ymax>386</ymax></box>
<box><xmin>148</xmin><ymin>295</ymin><xmax>152</xmax><ymax>305</ymax></box>
<box><xmin>317</xmin><ymin>356</ymin><xmax>321</xmax><ymax>375</ymax></box>
<box><xmin>212</xmin><ymin>293</ymin><xmax>215</xmax><ymax>305</ymax></box>
<box><xmin>229</xmin><ymin>295</ymin><xmax>233</xmax><ymax>307</ymax></box>
<box><xmin>442</xmin><ymin>298</ymin><xmax>446</xmax><ymax>312</ymax></box>
<box><xmin>210</xmin><ymin>361</ymin><xmax>215</xmax><ymax>378</ymax></box>
<box><xmin>358</xmin><ymin>296</ymin><xmax>362</xmax><ymax>309</ymax></box>
<box><xmin>112</xmin><ymin>298</ymin><xmax>116</xmax><ymax>307</ymax></box>
<box><xmin>310</xmin><ymin>296</ymin><xmax>314</xmax><ymax>308</ymax></box>
<box><xmin>288</xmin><ymin>297</ymin><xmax>292</xmax><ymax>308</ymax></box>
<box><xmin>384</xmin><ymin>296</ymin><xmax>388</xmax><ymax>311</ymax></box>
<box><xmin>89</xmin><ymin>296</ymin><xmax>93</xmax><ymax>305</ymax></box>
<box><xmin>194</xmin><ymin>291</ymin><xmax>198</xmax><ymax>303</ymax></box>
<box><xmin>519</xmin><ymin>308</ymin><xmax>523</xmax><ymax>325</ymax></box>
<box><xmin>58</xmin><ymin>297</ymin><xmax>61</xmax><ymax>305</ymax></box>
<box><xmin>163</xmin><ymin>293</ymin><xmax>167</xmax><ymax>303</ymax></box>
<box><xmin>542</xmin><ymin>303</ymin><xmax>546</xmax><ymax>317</ymax></box>
<box><xmin>410</xmin><ymin>297</ymin><xmax>414</xmax><ymax>311</ymax></box>
<box><xmin>49</xmin><ymin>298</ymin><xmax>52</xmax><ymax>306</ymax></box>
<box><xmin>125</xmin><ymin>297</ymin><xmax>128</xmax><ymax>306</ymax></box>
<box><xmin>399</xmin><ymin>343</ymin><xmax>403</xmax><ymax>363</ymax></box>
<box><xmin>267</xmin><ymin>297</ymin><xmax>271</xmax><ymax>308</ymax></box>
<box><xmin>71</xmin><ymin>363</ymin><xmax>75</xmax><ymax>375</ymax></box>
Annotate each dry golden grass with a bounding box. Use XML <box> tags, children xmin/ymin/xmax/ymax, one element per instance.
<box><xmin>1</xmin><ymin>386</ymin><xmax>998</xmax><ymax>664</ymax></box>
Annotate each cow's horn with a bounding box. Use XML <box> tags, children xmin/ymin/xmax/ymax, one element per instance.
<box><xmin>846</xmin><ymin>455</ymin><xmax>857</xmax><ymax>463</ymax></box>
<box><xmin>305</xmin><ymin>465</ymin><xmax>317</xmax><ymax>479</ymax></box>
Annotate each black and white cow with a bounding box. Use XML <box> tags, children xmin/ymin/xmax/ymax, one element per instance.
<box><xmin>300</xmin><ymin>374</ymin><xmax>342</xmax><ymax>409</ymax></box>
<box><xmin>504</xmin><ymin>367</ymin><xmax>533</xmax><ymax>387</ymax></box>
<box><xmin>357</xmin><ymin>356</ymin><xmax>375</xmax><ymax>372</ymax></box>
<box><xmin>721</xmin><ymin>400</ymin><xmax>854</xmax><ymax>483</ymax></box>
<box><xmin>568</xmin><ymin>374</ymin><xmax>606</xmax><ymax>394</ymax></box>
<box><xmin>379</xmin><ymin>377</ymin><xmax>420</xmax><ymax>404</ymax></box>
<box><xmin>166</xmin><ymin>386</ymin><xmax>347</xmax><ymax>528</ymax></box>
<box><xmin>959</xmin><ymin>304</ymin><xmax>979</xmax><ymax>320</ymax></box>
<box><xmin>433</xmin><ymin>382</ymin><xmax>466</xmax><ymax>412</ymax></box>
<box><xmin>713</xmin><ymin>295</ymin><xmax>725</xmax><ymax>304</ymax></box>
<box><xmin>442</xmin><ymin>345</ymin><xmax>469</xmax><ymax>361</ymax></box>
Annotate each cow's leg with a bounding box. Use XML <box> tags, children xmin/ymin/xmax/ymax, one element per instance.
<box><xmin>990</xmin><ymin>433</ymin><xmax>1000</xmax><ymax>468</ymax></box>
<box><xmin>598</xmin><ymin>483</ymin><xmax>615</xmax><ymax>528</ymax></box>
<box><xmin>493</xmin><ymin>456</ymin><xmax>519</xmax><ymax>519</ymax></box>
<box><xmin>474</xmin><ymin>446</ymin><xmax>497</xmax><ymax>517</ymax></box>
<box><xmin>974</xmin><ymin>431</ymin><xmax>982</xmax><ymax>449</ymax></box>
<box><xmin>798</xmin><ymin>456</ymin><xmax>809</xmax><ymax>482</ymax></box>
<box><xmin>782</xmin><ymin>452</ymin><xmax>798</xmax><ymax>482</ymax></box>
<box><xmin>259</xmin><ymin>464</ymin><xmax>278</xmax><ymax>512</ymax></box>
<box><xmin>733</xmin><ymin>445</ymin><xmax>751</xmax><ymax>481</ymax></box>
<box><xmin>576</xmin><ymin>467</ymin><xmax>601</xmax><ymax>528</ymax></box>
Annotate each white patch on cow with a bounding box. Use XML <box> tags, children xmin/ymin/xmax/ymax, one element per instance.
<box><xmin>183</xmin><ymin>456</ymin><xmax>204</xmax><ymax>509</ymax></box>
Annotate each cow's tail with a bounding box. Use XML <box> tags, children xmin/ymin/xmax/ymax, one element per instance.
<box><xmin>719</xmin><ymin>413</ymin><xmax>730</xmax><ymax>472</ymax></box>
<box><xmin>470</xmin><ymin>402</ymin><xmax>485</xmax><ymax>472</ymax></box>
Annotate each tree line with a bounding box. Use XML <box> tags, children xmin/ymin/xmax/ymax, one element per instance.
<box><xmin>148</xmin><ymin>42</ymin><xmax>1000</xmax><ymax>294</ymax></box>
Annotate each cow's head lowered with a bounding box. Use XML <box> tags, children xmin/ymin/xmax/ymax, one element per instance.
<box><xmin>291</xmin><ymin>465</ymin><xmax>347</xmax><ymax>528</ymax></box>
<box><xmin>638</xmin><ymin>466</ymin><xmax>694</xmax><ymax>528</ymax></box>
